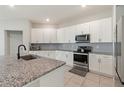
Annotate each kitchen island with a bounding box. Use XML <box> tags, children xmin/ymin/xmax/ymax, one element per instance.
<box><xmin>0</xmin><ymin>56</ymin><xmax>65</xmax><ymax>87</ymax></box>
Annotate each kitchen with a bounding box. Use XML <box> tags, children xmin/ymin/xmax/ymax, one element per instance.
<box><xmin>0</xmin><ymin>5</ymin><xmax>123</xmax><ymax>87</ymax></box>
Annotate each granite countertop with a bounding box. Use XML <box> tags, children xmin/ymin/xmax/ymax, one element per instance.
<box><xmin>89</xmin><ymin>52</ymin><xmax>113</xmax><ymax>55</ymax></box>
<box><xmin>0</xmin><ymin>56</ymin><xmax>65</xmax><ymax>87</ymax></box>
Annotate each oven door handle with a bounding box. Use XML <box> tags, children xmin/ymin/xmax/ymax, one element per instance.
<box><xmin>74</xmin><ymin>53</ymin><xmax>88</xmax><ymax>55</ymax></box>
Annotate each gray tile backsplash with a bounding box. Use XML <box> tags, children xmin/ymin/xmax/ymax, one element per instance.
<box><xmin>30</xmin><ymin>43</ymin><xmax>113</xmax><ymax>55</ymax></box>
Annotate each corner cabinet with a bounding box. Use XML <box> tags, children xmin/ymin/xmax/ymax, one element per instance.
<box><xmin>31</xmin><ymin>29</ymin><xmax>44</xmax><ymax>43</ymax></box>
<box><xmin>31</xmin><ymin>28</ymin><xmax>57</xmax><ymax>43</ymax></box>
<box><xmin>89</xmin><ymin>53</ymin><xmax>113</xmax><ymax>76</ymax></box>
<box><xmin>55</xmin><ymin>51</ymin><xmax>73</xmax><ymax>67</ymax></box>
<box><xmin>90</xmin><ymin>17</ymin><xmax>112</xmax><ymax>43</ymax></box>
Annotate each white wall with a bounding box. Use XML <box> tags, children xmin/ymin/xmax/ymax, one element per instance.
<box><xmin>0</xmin><ymin>19</ymin><xmax>31</xmax><ymax>55</ymax></box>
<box><xmin>32</xmin><ymin>23</ymin><xmax>58</xmax><ymax>28</ymax></box>
<box><xmin>58</xmin><ymin>9</ymin><xmax>112</xmax><ymax>28</ymax></box>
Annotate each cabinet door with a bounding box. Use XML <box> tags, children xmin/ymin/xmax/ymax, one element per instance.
<box><xmin>100</xmin><ymin>55</ymin><xmax>113</xmax><ymax>75</ymax></box>
<box><xmin>50</xmin><ymin>29</ymin><xmax>57</xmax><ymax>43</ymax></box>
<box><xmin>57</xmin><ymin>28</ymin><xmax>65</xmax><ymax>43</ymax></box>
<box><xmin>48</xmin><ymin>51</ymin><xmax>56</xmax><ymax>59</ymax></box>
<box><xmin>90</xmin><ymin>20</ymin><xmax>100</xmax><ymax>43</ymax></box>
<box><xmin>99</xmin><ymin>18</ymin><xmax>112</xmax><ymax>42</ymax></box>
<box><xmin>65</xmin><ymin>52</ymin><xmax>73</xmax><ymax>67</ymax></box>
<box><xmin>82</xmin><ymin>22</ymin><xmax>90</xmax><ymax>34</ymax></box>
<box><xmin>65</xmin><ymin>26</ymin><xmax>76</xmax><ymax>43</ymax></box>
<box><xmin>76</xmin><ymin>24</ymin><xmax>84</xmax><ymax>35</ymax></box>
<box><xmin>31</xmin><ymin>29</ymin><xmax>44</xmax><ymax>43</ymax></box>
<box><xmin>89</xmin><ymin>54</ymin><xmax>100</xmax><ymax>72</ymax></box>
<box><xmin>43</xmin><ymin>29</ymin><xmax>50</xmax><ymax>43</ymax></box>
<box><xmin>55</xmin><ymin>51</ymin><xmax>66</xmax><ymax>61</ymax></box>
<box><xmin>42</xmin><ymin>28</ymin><xmax>57</xmax><ymax>43</ymax></box>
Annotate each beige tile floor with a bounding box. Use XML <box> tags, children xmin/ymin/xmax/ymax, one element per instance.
<box><xmin>64</xmin><ymin>66</ymin><xmax>114</xmax><ymax>87</ymax></box>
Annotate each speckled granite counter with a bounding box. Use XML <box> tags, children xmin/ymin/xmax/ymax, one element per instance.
<box><xmin>0</xmin><ymin>56</ymin><xmax>65</xmax><ymax>87</ymax></box>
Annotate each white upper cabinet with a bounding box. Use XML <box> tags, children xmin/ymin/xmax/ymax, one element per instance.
<box><xmin>76</xmin><ymin>22</ymin><xmax>90</xmax><ymax>35</ymax></box>
<box><xmin>31</xmin><ymin>29</ymin><xmax>44</xmax><ymax>43</ymax></box>
<box><xmin>43</xmin><ymin>28</ymin><xmax>57</xmax><ymax>43</ymax></box>
<box><xmin>57</xmin><ymin>25</ymin><xmax>76</xmax><ymax>43</ymax></box>
<box><xmin>65</xmin><ymin>25</ymin><xmax>76</xmax><ymax>43</ymax></box>
<box><xmin>90</xmin><ymin>20</ymin><xmax>101</xmax><ymax>43</ymax></box>
<box><xmin>99</xmin><ymin>17</ymin><xmax>112</xmax><ymax>42</ymax></box>
<box><xmin>90</xmin><ymin>17</ymin><xmax>112</xmax><ymax>43</ymax></box>
<box><xmin>31</xmin><ymin>17</ymin><xmax>112</xmax><ymax>43</ymax></box>
<box><xmin>31</xmin><ymin>28</ymin><xmax>57</xmax><ymax>43</ymax></box>
<box><xmin>57</xmin><ymin>28</ymin><xmax>66</xmax><ymax>43</ymax></box>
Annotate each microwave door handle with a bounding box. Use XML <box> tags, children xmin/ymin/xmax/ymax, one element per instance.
<box><xmin>75</xmin><ymin>36</ymin><xmax>77</xmax><ymax>41</ymax></box>
<box><xmin>86</xmin><ymin>35</ymin><xmax>87</xmax><ymax>40</ymax></box>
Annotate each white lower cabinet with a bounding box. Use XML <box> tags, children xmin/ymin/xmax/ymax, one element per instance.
<box><xmin>55</xmin><ymin>51</ymin><xmax>73</xmax><ymax>67</ymax></box>
<box><xmin>29</xmin><ymin>51</ymin><xmax>73</xmax><ymax>67</ymax></box>
<box><xmin>89</xmin><ymin>53</ymin><xmax>113</xmax><ymax>76</ymax></box>
<box><xmin>100</xmin><ymin>55</ymin><xmax>113</xmax><ymax>75</ymax></box>
<box><xmin>55</xmin><ymin>51</ymin><xmax>66</xmax><ymax>61</ymax></box>
<box><xmin>65</xmin><ymin>52</ymin><xmax>73</xmax><ymax>67</ymax></box>
<box><xmin>89</xmin><ymin>53</ymin><xmax>100</xmax><ymax>72</ymax></box>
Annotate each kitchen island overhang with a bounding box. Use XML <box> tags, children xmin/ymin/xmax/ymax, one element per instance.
<box><xmin>0</xmin><ymin>56</ymin><xmax>65</xmax><ymax>87</ymax></box>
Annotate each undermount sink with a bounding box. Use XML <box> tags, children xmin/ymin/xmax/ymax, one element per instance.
<box><xmin>21</xmin><ymin>54</ymin><xmax>37</xmax><ymax>60</ymax></box>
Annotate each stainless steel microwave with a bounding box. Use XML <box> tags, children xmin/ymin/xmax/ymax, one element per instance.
<box><xmin>75</xmin><ymin>34</ymin><xmax>90</xmax><ymax>43</ymax></box>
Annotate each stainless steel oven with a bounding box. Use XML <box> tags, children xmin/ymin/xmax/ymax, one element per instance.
<box><xmin>69</xmin><ymin>46</ymin><xmax>92</xmax><ymax>77</ymax></box>
<box><xmin>73</xmin><ymin>52</ymin><xmax>89</xmax><ymax>71</ymax></box>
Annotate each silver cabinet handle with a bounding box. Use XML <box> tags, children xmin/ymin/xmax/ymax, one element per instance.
<box><xmin>66</xmin><ymin>54</ymin><xmax>68</xmax><ymax>58</ymax></box>
<box><xmin>98</xmin><ymin>58</ymin><xmax>101</xmax><ymax>63</ymax></box>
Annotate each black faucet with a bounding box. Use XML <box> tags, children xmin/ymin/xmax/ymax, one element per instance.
<box><xmin>17</xmin><ymin>44</ymin><xmax>26</xmax><ymax>59</ymax></box>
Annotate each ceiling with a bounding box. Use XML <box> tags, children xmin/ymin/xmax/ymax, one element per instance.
<box><xmin>0</xmin><ymin>5</ymin><xmax>112</xmax><ymax>25</ymax></box>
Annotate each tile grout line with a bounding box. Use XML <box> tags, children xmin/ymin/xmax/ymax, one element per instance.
<box><xmin>80</xmin><ymin>76</ymin><xmax>87</xmax><ymax>87</ymax></box>
<box><xmin>64</xmin><ymin>74</ymin><xmax>74</xmax><ymax>86</ymax></box>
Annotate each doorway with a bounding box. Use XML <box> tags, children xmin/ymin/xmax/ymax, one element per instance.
<box><xmin>5</xmin><ymin>30</ymin><xmax>23</xmax><ymax>56</ymax></box>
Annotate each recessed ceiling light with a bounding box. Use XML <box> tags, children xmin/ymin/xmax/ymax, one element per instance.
<box><xmin>46</xmin><ymin>18</ymin><xmax>50</xmax><ymax>22</ymax></box>
<box><xmin>81</xmin><ymin>5</ymin><xmax>86</xmax><ymax>7</ymax></box>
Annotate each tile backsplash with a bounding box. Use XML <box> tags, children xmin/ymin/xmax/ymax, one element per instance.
<box><xmin>30</xmin><ymin>42</ymin><xmax>113</xmax><ymax>55</ymax></box>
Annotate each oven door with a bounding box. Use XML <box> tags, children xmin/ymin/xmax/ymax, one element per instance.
<box><xmin>74</xmin><ymin>53</ymin><xmax>88</xmax><ymax>66</ymax></box>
